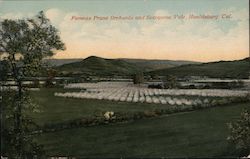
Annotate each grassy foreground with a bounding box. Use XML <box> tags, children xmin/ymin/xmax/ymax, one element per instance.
<box><xmin>30</xmin><ymin>88</ymin><xmax>181</xmax><ymax>126</ymax></box>
<box><xmin>30</xmin><ymin>88</ymin><xmax>250</xmax><ymax>157</ymax></box>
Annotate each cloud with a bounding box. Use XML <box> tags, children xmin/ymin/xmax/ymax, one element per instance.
<box><xmin>0</xmin><ymin>12</ymin><xmax>35</xmax><ymax>20</ymax></box>
<box><xmin>0</xmin><ymin>7</ymin><xmax>248</xmax><ymax>62</ymax></box>
<box><xmin>45</xmin><ymin>8</ymin><xmax>64</xmax><ymax>26</ymax></box>
<box><xmin>51</xmin><ymin>7</ymin><xmax>249</xmax><ymax>61</ymax></box>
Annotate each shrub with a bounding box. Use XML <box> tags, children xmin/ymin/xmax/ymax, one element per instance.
<box><xmin>133</xmin><ymin>72</ymin><xmax>144</xmax><ymax>84</ymax></box>
<box><xmin>227</xmin><ymin>109</ymin><xmax>250</xmax><ymax>155</ymax></box>
<box><xmin>148</xmin><ymin>84</ymin><xmax>164</xmax><ymax>89</ymax></box>
<box><xmin>143</xmin><ymin>110</ymin><xmax>158</xmax><ymax>118</ymax></box>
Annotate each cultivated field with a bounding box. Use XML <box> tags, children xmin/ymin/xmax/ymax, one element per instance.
<box><xmin>28</xmin><ymin>81</ymin><xmax>250</xmax><ymax>157</ymax></box>
<box><xmin>56</xmin><ymin>82</ymin><xmax>248</xmax><ymax>105</ymax></box>
<box><xmin>32</xmin><ymin>90</ymin><xmax>250</xmax><ymax>157</ymax></box>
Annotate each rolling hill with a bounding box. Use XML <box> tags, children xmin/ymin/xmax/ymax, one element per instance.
<box><xmin>148</xmin><ymin>58</ymin><xmax>250</xmax><ymax>79</ymax></box>
<box><xmin>121</xmin><ymin>58</ymin><xmax>200</xmax><ymax>71</ymax></box>
<box><xmin>56</xmin><ymin>56</ymin><xmax>249</xmax><ymax>78</ymax></box>
<box><xmin>1</xmin><ymin>56</ymin><xmax>249</xmax><ymax>78</ymax></box>
<box><xmin>43</xmin><ymin>59</ymin><xmax>83</xmax><ymax>66</ymax></box>
<box><xmin>56</xmin><ymin>56</ymin><xmax>200</xmax><ymax>76</ymax></box>
<box><xmin>57</xmin><ymin>56</ymin><xmax>141</xmax><ymax>76</ymax></box>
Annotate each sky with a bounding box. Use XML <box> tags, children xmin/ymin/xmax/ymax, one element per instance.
<box><xmin>0</xmin><ymin>0</ymin><xmax>249</xmax><ymax>62</ymax></box>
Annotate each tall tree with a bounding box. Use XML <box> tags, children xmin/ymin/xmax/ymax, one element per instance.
<box><xmin>0</xmin><ymin>11</ymin><xmax>65</xmax><ymax>158</ymax></box>
<box><xmin>163</xmin><ymin>75</ymin><xmax>178</xmax><ymax>89</ymax></box>
<box><xmin>133</xmin><ymin>72</ymin><xmax>144</xmax><ymax>84</ymax></box>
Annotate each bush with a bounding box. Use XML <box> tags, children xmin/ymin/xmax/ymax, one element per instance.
<box><xmin>163</xmin><ymin>75</ymin><xmax>180</xmax><ymax>89</ymax></box>
<box><xmin>227</xmin><ymin>109</ymin><xmax>250</xmax><ymax>155</ymax></box>
<box><xmin>148</xmin><ymin>84</ymin><xmax>164</xmax><ymax>89</ymax></box>
<box><xmin>133</xmin><ymin>72</ymin><xmax>144</xmax><ymax>84</ymax></box>
<box><xmin>33</xmin><ymin>79</ymin><xmax>41</xmax><ymax>88</ymax></box>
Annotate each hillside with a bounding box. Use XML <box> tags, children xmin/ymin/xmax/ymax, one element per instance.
<box><xmin>149</xmin><ymin>58</ymin><xmax>250</xmax><ymax>79</ymax></box>
<box><xmin>43</xmin><ymin>59</ymin><xmax>83</xmax><ymax>66</ymax></box>
<box><xmin>121</xmin><ymin>58</ymin><xmax>200</xmax><ymax>71</ymax></box>
<box><xmin>57</xmin><ymin>56</ymin><xmax>141</xmax><ymax>76</ymax></box>
<box><xmin>56</xmin><ymin>56</ymin><xmax>200</xmax><ymax>76</ymax></box>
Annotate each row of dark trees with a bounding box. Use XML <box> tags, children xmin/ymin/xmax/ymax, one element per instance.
<box><xmin>133</xmin><ymin>72</ymin><xmax>179</xmax><ymax>89</ymax></box>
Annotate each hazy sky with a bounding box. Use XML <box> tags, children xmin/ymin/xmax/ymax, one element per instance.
<box><xmin>0</xmin><ymin>0</ymin><xmax>249</xmax><ymax>62</ymax></box>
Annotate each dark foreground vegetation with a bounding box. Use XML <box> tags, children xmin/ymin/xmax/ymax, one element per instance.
<box><xmin>23</xmin><ymin>88</ymin><xmax>250</xmax><ymax>157</ymax></box>
<box><xmin>34</xmin><ymin>98</ymin><xmax>250</xmax><ymax>157</ymax></box>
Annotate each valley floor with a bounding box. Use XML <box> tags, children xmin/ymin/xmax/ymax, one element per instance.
<box><xmin>30</xmin><ymin>88</ymin><xmax>250</xmax><ymax>157</ymax></box>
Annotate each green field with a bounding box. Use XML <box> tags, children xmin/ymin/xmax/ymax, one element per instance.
<box><xmin>30</xmin><ymin>88</ymin><xmax>181</xmax><ymax>125</ymax></box>
<box><xmin>29</xmin><ymin>88</ymin><xmax>250</xmax><ymax>157</ymax></box>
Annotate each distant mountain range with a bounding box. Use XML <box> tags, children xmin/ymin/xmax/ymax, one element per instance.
<box><xmin>148</xmin><ymin>58</ymin><xmax>250</xmax><ymax>79</ymax></box>
<box><xmin>46</xmin><ymin>56</ymin><xmax>249</xmax><ymax>78</ymax></box>
<box><xmin>54</xmin><ymin>56</ymin><xmax>200</xmax><ymax>76</ymax></box>
<box><xmin>120</xmin><ymin>58</ymin><xmax>200</xmax><ymax>71</ymax></box>
<box><xmin>56</xmin><ymin>56</ymin><xmax>141</xmax><ymax>76</ymax></box>
<box><xmin>43</xmin><ymin>59</ymin><xmax>83</xmax><ymax>66</ymax></box>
